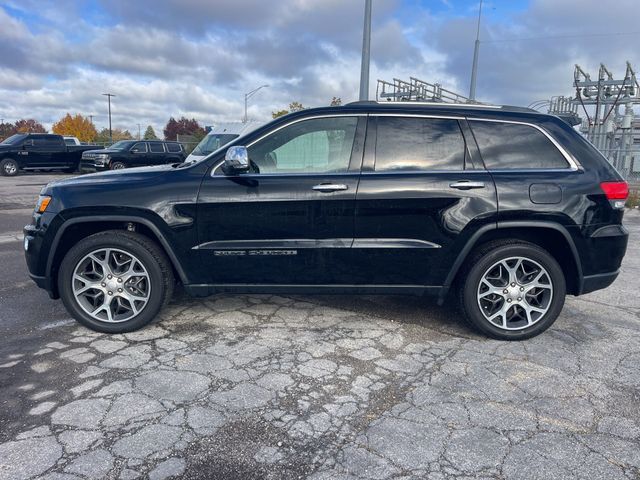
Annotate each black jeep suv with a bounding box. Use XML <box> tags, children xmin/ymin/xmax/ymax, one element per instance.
<box><xmin>24</xmin><ymin>102</ymin><xmax>629</xmax><ymax>340</ymax></box>
<box><xmin>80</xmin><ymin>140</ymin><xmax>185</xmax><ymax>172</ymax></box>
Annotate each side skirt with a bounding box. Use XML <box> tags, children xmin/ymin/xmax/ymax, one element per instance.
<box><xmin>183</xmin><ymin>284</ymin><xmax>443</xmax><ymax>297</ymax></box>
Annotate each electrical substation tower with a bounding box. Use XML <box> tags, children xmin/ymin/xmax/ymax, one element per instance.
<box><xmin>573</xmin><ymin>62</ymin><xmax>639</xmax><ymax>177</ymax></box>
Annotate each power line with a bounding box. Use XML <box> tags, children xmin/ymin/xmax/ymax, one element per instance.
<box><xmin>482</xmin><ymin>31</ymin><xmax>640</xmax><ymax>44</ymax></box>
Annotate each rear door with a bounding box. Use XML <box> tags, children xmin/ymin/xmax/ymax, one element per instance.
<box><xmin>148</xmin><ymin>142</ymin><xmax>167</xmax><ymax>165</ymax></box>
<box><xmin>352</xmin><ymin>115</ymin><xmax>497</xmax><ymax>287</ymax></box>
<box><xmin>23</xmin><ymin>135</ymin><xmax>58</xmax><ymax>168</ymax></box>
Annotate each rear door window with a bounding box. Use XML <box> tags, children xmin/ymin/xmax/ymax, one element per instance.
<box><xmin>469</xmin><ymin>121</ymin><xmax>569</xmax><ymax>169</ymax></box>
<box><xmin>374</xmin><ymin>117</ymin><xmax>465</xmax><ymax>172</ymax></box>
<box><xmin>166</xmin><ymin>143</ymin><xmax>181</xmax><ymax>153</ymax></box>
<box><xmin>149</xmin><ymin>143</ymin><xmax>165</xmax><ymax>153</ymax></box>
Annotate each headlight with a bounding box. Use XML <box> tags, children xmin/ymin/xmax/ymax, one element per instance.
<box><xmin>35</xmin><ymin>195</ymin><xmax>52</xmax><ymax>214</ymax></box>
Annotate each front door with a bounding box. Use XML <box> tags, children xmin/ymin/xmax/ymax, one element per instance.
<box><xmin>196</xmin><ymin>115</ymin><xmax>366</xmax><ymax>286</ymax></box>
<box><xmin>23</xmin><ymin>135</ymin><xmax>54</xmax><ymax>168</ymax></box>
<box><xmin>129</xmin><ymin>142</ymin><xmax>148</xmax><ymax>166</ymax></box>
<box><xmin>352</xmin><ymin>115</ymin><xmax>497</xmax><ymax>287</ymax></box>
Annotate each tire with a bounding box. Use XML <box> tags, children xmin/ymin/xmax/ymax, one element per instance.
<box><xmin>110</xmin><ymin>161</ymin><xmax>126</xmax><ymax>170</ymax></box>
<box><xmin>458</xmin><ymin>240</ymin><xmax>566</xmax><ymax>340</ymax></box>
<box><xmin>58</xmin><ymin>230</ymin><xmax>174</xmax><ymax>333</ymax></box>
<box><xmin>0</xmin><ymin>159</ymin><xmax>19</xmax><ymax>176</ymax></box>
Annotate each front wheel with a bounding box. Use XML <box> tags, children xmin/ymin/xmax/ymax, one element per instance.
<box><xmin>459</xmin><ymin>241</ymin><xmax>566</xmax><ymax>340</ymax></box>
<box><xmin>110</xmin><ymin>161</ymin><xmax>126</xmax><ymax>170</ymax></box>
<box><xmin>0</xmin><ymin>159</ymin><xmax>19</xmax><ymax>176</ymax></box>
<box><xmin>58</xmin><ymin>231</ymin><xmax>174</xmax><ymax>333</ymax></box>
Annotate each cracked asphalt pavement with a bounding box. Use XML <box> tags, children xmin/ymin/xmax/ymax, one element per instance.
<box><xmin>1</xmin><ymin>174</ymin><xmax>639</xmax><ymax>480</ymax></box>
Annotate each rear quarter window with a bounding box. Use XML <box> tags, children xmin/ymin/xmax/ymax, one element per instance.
<box><xmin>166</xmin><ymin>143</ymin><xmax>182</xmax><ymax>153</ymax></box>
<box><xmin>469</xmin><ymin>120</ymin><xmax>569</xmax><ymax>169</ymax></box>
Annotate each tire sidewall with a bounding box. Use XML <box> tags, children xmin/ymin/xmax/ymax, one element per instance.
<box><xmin>110</xmin><ymin>161</ymin><xmax>126</xmax><ymax>170</ymax></box>
<box><xmin>1</xmin><ymin>159</ymin><xmax>19</xmax><ymax>176</ymax></box>
<box><xmin>58</xmin><ymin>234</ymin><xmax>166</xmax><ymax>333</ymax></box>
<box><xmin>463</xmin><ymin>244</ymin><xmax>566</xmax><ymax>340</ymax></box>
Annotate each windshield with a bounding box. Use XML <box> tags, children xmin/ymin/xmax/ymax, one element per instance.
<box><xmin>192</xmin><ymin>134</ymin><xmax>238</xmax><ymax>156</ymax></box>
<box><xmin>109</xmin><ymin>140</ymin><xmax>135</xmax><ymax>151</ymax></box>
<box><xmin>1</xmin><ymin>134</ymin><xmax>27</xmax><ymax>145</ymax></box>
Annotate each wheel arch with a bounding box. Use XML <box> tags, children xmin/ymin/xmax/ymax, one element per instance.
<box><xmin>439</xmin><ymin>221</ymin><xmax>583</xmax><ymax>304</ymax></box>
<box><xmin>47</xmin><ymin>215</ymin><xmax>188</xmax><ymax>298</ymax></box>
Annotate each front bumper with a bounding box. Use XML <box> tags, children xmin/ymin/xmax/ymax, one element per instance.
<box><xmin>24</xmin><ymin>213</ymin><xmax>62</xmax><ymax>299</ymax></box>
<box><xmin>79</xmin><ymin>161</ymin><xmax>109</xmax><ymax>173</ymax></box>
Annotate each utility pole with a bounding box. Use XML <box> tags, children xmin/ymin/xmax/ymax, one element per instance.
<box><xmin>102</xmin><ymin>93</ymin><xmax>115</xmax><ymax>142</ymax></box>
<box><xmin>243</xmin><ymin>85</ymin><xmax>269</xmax><ymax>123</ymax></box>
<box><xmin>359</xmin><ymin>0</ymin><xmax>372</xmax><ymax>101</ymax></box>
<box><xmin>137</xmin><ymin>124</ymin><xmax>141</xmax><ymax>140</ymax></box>
<box><xmin>88</xmin><ymin>115</ymin><xmax>94</xmax><ymax>125</ymax></box>
<box><xmin>469</xmin><ymin>0</ymin><xmax>483</xmax><ymax>101</ymax></box>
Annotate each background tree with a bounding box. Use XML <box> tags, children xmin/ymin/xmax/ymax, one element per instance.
<box><xmin>95</xmin><ymin>128</ymin><xmax>134</xmax><ymax>144</ymax></box>
<box><xmin>330</xmin><ymin>97</ymin><xmax>342</xmax><ymax>106</ymax></box>
<box><xmin>0</xmin><ymin>122</ymin><xmax>17</xmax><ymax>141</ymax></box>
<box><xmin>271</xmin><ymin>101</ymin><xmax>306</xmax><ymax>119</ymax></box>
<box><xmin>51</xmin><ymin>113</ymin><xmax>97</xmax><ymax>142</ymax></box>
<box><xmin>143</xmin><ymin>125</ymin><xmax>157</xmax><ymax>140</ymax></box>
<box><xmin>163</xmin><ymin>117</ymin><xmax>205</xmax><ymax>141</ymax></box>
<box><xmin>14</xmin><ymin>119</ymin><xmax>46</xmax><ymax>134</ymax></box>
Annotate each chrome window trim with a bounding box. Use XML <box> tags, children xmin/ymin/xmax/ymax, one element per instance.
<box><xmin>211</xmin><ymin>113</ymin><xmax>367</xmax><ymax>176</ymax></box>
<box><xmin>466</xmin><ymin>117</ymin><xmax>581</xmax><ymax>171</ymax></box>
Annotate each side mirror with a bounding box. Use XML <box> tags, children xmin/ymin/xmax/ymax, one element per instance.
<box><xmin>223</xmin><ymin>146</ymin><xmax>249</xmax><ymax>174</ymax></box>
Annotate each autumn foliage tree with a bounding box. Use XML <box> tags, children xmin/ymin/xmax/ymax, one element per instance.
<box><xmin>0</xmin><ymin>122</ymin><xmax>16</xmax><ymax>141</ymax></box>
<box><xmin>52</xmin><ymin>113</ymin><xmax>97</xmax><ymax>142</ymax></box>
<box><xmin>14</xmin><ymin>119</ymin><xmax>46</xmax><ymax>134</ymax></box>
<box><xmin>163</xmin><ymin>117</ymin><xmax>205</xmax><ymax>141</ymax></box>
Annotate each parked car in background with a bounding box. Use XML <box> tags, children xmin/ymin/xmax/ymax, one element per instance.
<box><xmin>80</xmin><ymin>140</ymin><xmax>186</xmax><ymax>172</ymax></box>
<box><xmin>0</xmin><ymin>133</ymin><xmax>102</xmax><ymax>176</ymax></box>
<box><xmin>185</xmin><ymin>121</ymin><xmax>263</xmax><ymax>164</ymax></box>
<box><xmin>25</xmin><ymin>102</ymin><xmax>629</xmax><ymax>339</ymax></box>
<box><xmin>63</xmin><ymin>136</ymin><xmax>82</xmax><ymax>146</ymax></box>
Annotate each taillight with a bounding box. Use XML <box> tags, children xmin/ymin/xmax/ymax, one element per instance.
<box><xmin>600</xmin><ymin>181</ymin><xmax>628</xmax><ymax>209</ymax></box>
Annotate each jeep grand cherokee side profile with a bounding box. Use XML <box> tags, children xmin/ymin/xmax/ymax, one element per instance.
<box><xmin>24</xmin><ymin>102</ymin><xmax>629</xmax><ymax>340</ymax></box>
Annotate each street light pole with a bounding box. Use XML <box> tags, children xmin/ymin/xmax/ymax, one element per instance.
<box><xmin>469</xmin><ymin>0</ymin><xmax>483</xmax><ymax>102</ymax></box>
<box><xmin>137</xmin><ymin>124</ymin><xmax>141</xmax><ymax>140</ymax></box>
<box><xmin>102</xmin><ymin>93</ymin><xmax>115</xmax><ymax>142</ymax></box>
<box><xmin>359</xmin><ymin>0</ymin><xmax>372</xmax><ymax>101</ymax></box>
<box><xmin>243</xmin><ymin>85</ymin><xmax>269</xmax><ymax>123</ymax></box>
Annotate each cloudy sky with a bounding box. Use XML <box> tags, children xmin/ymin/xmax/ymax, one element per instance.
<box><xmin>0</xmin><ymin>0</ymin><xmax>638</xmax><ymax>136</ymax></box>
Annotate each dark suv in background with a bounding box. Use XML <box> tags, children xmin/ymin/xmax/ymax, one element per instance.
<box><xmin>24</xmin><ymin>102</ymin><xmax>629</xmax><ymax>340</ymax></box>
<box><xmin>80</xmin><ymin>140</ymin><xmax>185</xmax><ymax>172</ymax></box>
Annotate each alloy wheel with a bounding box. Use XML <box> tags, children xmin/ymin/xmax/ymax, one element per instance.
<box><xmin>4</xmin><ymin>161</ymin><xmax>17</xmax><ymax>175</ymax></box>
<box><xmin>71</xmin><ymin>248</ymin><xmax>151</xmax><ymax>323</ymax></box>
<box><xmin>476</xmin><ymin>256</ymin><xmax>553</xmax><ymax>331</ymax></box>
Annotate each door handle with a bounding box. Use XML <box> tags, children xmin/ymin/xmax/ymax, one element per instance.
<box><xmin>312</xmin><ymin>183</ymin><xmax>348</xmax><ymax>192</ymax></box>
<box><xmin>449</xmin><ymin>181</ymin><xmax>485</xmax><ymax>190</ymax></box>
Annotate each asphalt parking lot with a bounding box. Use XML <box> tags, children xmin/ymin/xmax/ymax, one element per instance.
<box><xmin>0</xmin><ymin>173</ymin><xmax>639</xmax><ymax>480</ymax></box>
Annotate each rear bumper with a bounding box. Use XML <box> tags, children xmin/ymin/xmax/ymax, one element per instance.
<box><xmin>579</xmin><ymin>270</ymin><xmax>620</xmax><ymax>295</ymax></box>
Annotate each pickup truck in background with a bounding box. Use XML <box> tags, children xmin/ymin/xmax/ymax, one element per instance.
<box><xmin>0</xmin><ymin>133</ymin><xmax>103</xmax><ymax>176</ymax></box>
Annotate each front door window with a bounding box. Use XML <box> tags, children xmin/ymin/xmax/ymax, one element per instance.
<box><xmin>247</xmin><ymin>117</ymin><xmax>358</xmax><ymax>174</ymax></box>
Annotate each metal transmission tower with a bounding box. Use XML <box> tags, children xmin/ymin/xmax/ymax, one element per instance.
<box><xmin>376</xmin><ymin>77</ymin><xmax>472</xmax><ymax>104</ymax></box>
<box><xmin>574</xmin><ymin>62</ymin><xmax>639</xmax><ymax>178</ymax></box>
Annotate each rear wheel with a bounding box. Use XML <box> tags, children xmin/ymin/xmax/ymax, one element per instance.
<box><xmin>0</xmin><ymin>159</ymin><xmax>19</xmax><ymax>176</ymax></box>
<box><xmin>459</xmin><ymin>241</ymin><xmax>566</xmax><ymax>340</ymax></box>
<box><xmin>58</xmin><ymin>231</ymin><xmax>174</xmax><ymax>333</ymax></box>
